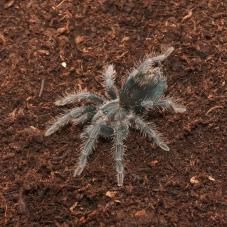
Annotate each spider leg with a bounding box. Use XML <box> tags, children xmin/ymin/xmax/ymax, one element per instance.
<box><xmin>142</xmin><ymin>97</ymin><xmax>186</xmax><ymax>113</ymax></box>
<box><xmin>120</xmin><ymin>49</ymin><xmax>173</xmax><ymax>110</ymax></box>
<box><xmin>131</xmin><ymin>115</ymin><xmax>169</xmax><ymax>151</ymax></box>
<box><xmin>55</xmin><ymin>92</ymin><xmax>105</xmax><ymax>106</ymax></box>
<box><xmin>113</xmin><ymin>123</ymin><xmax>128</xmax><ymax>186</ymax></box>
<box><xmin>145</xmin><ymin>47</ymin><xmax>174</xmax><ymax>64</ymax></box>
<box><xmin>74</xmin><ymin>121</ymin><xmax>102</xmax><ymax>176</ymax></box>
<box><xmin>103</xmin><ymin>64</ymin><xmax>118</xmax><ymax>99</ymax></box>
<box><xmin>128</xmin><ymin>47</ymin><xmax>174</xmax><ymax>78</ymax></box>
<box><xmin>45</xmin><ymin>105</ymin><xmax>95</xmax><ymax>136</ymax></box>
<box><xmin>71</xmin><ymin>111</ymin><xmax>95</xmax><ymax>126</ymax></box>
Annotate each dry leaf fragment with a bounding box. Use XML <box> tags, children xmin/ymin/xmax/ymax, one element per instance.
<box><xmin>69</xmin><ymin>202</ymin><xmax>78</xmax><ymax>212</ymax></box>
<box><xmin>57</xmin><ymin>26</ymin><xmax>68</xmax><ymax>35</ymax></box>
<box><xmin>208</xmin><ymin>176</ymin><xmax>215</xmax><ymax>181</ymax></box>
<box><xmin>4</xmin><ymin>0</ymin><xmax>15</xmax><ymax>9</ymax></box>
<box><xmin>8</xmin><ymin>108</ymin><xmax>24</xmax><ymax>121</ymax></box>
<box><xmin>190</xmin><ymin>176</ymin><xmax>199</xmax><ymax>184</ymax></box>
<box><xmin>29</xmin><ymin>126</ymin><xmax>41</xmax><ymax>134</ymax></box>
<box><xmin>36</xmin><ymin>49</ymin><xmax>50</xmax><ymax>56</ymax></box>
<box><xmin>122</xmin><ymin>36</ymin><xmax>129</xmax><ymax>42</ymax></box>
<box><xmin>114</xmin><ymin>199</ymin><xmax>121</xmax><ymax>204</ymax></box>
<box><xmin>75</xmin><ymin>35</ymin><xmax>84</xmax><ymax>45</ymax></box>
<box><xmin>105</xmin><ymin>191</ymin><xmax>117</xmax><ymax>198</ymax></box>
<box><xmin>135</xmin><ymin>209</ymin><xmax>146</xmax><ymax>217</ymax></box>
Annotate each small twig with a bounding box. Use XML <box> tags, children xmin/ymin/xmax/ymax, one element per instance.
<box><xmin>206</xmin><ymin>105</ymin><xmax>223</xmax><ymax>115</ymax></box>
<box><xmin>18</xmin><ymin>189</ymin><xmax>26</xmax><ymax>214</ymax></box>
<box><xmin>53</xmin><ymin>0</ymin><xmax>67</xmax><ymax>9</ymax></box>
<box><xmin>115</xmin><ymin>51</ymin><xmax>128</xmax><ymax>60</ymax></box>
<box><xmin>38</xmin><ymin>79</ymin><xmax>45</xmax><ymax>97</ymax></box>
<box><xmin>182</xmin><ymin>9</ymin><xmax>193</xmax><ymax>22</ymax></box>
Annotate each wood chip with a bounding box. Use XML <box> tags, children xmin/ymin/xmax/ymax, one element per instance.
<box><xmin>208</xmin><ymin>176</ymin><xmax>215</xmax><ymax>181</ymax></box>
<box><xmin>190</xmin><ymin>176</ymin><xmax>199</xmax><ymax>184</ymax></box>
<box><xmin>69</xmin><ymin>202</ymin><xmax>78</xmax><ymax>212</ymax></box>
<box><xmin>19</xmin><ymin>126</ymin><xmax>41</xmax><ymax>135</ymax></box>
<box><xmin>61</xmin><ymin>62</ymin><xmax>67</xmax><ymax>68</ymax></box>
<box><xmin>0</xmin><ymin>33</ymin><xmax>7</xmax><ymax>45</ymax></box>
<box><xmin>57</xmin><ymin>26</ymin><xmax>68</xmax><ymax>35</ymax></box>
<box><xmin>29</xmin><ymin>126</ymin><xmax>41</xmax><ymax>134</ymax></box>
<box><xmin>121</xmin><ymin>36</ymin><xmax>129</xmax><ymax>42</ymax></box>
<box><xmin>114</xmin><ymin>199</ymin><xmax>121</xmax><ymax>204</ymax></box>
<box><xmin>4</xmin><ymin>0</ymin><xmax>15</xmax><ymax>9</ymax></box>
<box><xmin>105</xmin><ymin>191</ymin><xmax>117</xmax><ymax>198</ymax></box>
<box><xmin>149</xmin><ymin>160</ymin><xmax>159</xmax><ymax>167</ymax></box>
<box><xmin>75</xmin><ymin>35</ymin><xmax>84</xmax><ymax>45</ymax></box>
<box><xmin>135</xmin><ymin>209</ymin><xmax>146</xmax><ymax>217</ymax></box>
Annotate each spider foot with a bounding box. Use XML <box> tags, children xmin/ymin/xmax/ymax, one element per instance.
<box><xmin>159</xmin><ymin>142</ymin><xmax>170</xmax><ymax>151</ymax></box>
<box><xmin>73</xmin><ymin>165</ymin><xmax>85</xmax><ymax>176</ymax></box>
<box><xmin>117</xmin><ymin>172</ymin><xmax>124</xmax><ymax>187</ymax></box>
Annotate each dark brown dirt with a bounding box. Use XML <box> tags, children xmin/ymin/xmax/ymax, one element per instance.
<box><xmin>0</xmin><ymin>0</ymin><xmax>226</xmax><ymax>226</ymax></box>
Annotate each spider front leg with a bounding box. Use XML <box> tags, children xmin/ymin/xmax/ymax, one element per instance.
<box><xmin>74</xmin><ymin>121</ymin><xmax>102</xmax><ymax>176</ymax></box>
<box><xmin>113</xmin><ymin>122</ymin><xmax>129</xmax><ymax>186</ymax></box>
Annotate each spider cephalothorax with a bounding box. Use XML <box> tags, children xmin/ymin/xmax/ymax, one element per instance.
<box><xmin>45</xmin><ymin>47</ymin><xmax>186</xmax><ymax>186</ymax></box>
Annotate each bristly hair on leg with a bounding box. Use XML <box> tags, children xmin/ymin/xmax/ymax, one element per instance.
<box><xmin>126</xmin><ymin>47</ymin><xmax>174</xmax><ymax>83</ymax></box>
<box><xmin>103</xmin><ymin>64</ymin><xmax>116</xmax><ymax>87</ymax></box>
<box><xmin>71</xmin><ymin>112</ymin><xmax>95</xmax><ymax>126</ymax></box>
<box><xmin>142</xmin><ymin>96</ymin><xmax>186</xmax><ymax>113</ymax></box>
<box><xmin>45</xmin><ymin>106</ymin><xmax>85</xmax><ymax>136</ymax></box>
<box><xmin>112</xmin><ymin>121</ymin><xmax>129</xmax><ymax>186</ymax></box>
<box><xmin>45</xmin><ymin>105</ymin><xmax>96</xmax><ymax>136</ymax></box>
<box><xmin>102</xmin><ymin>64</ymin><xmax>118</xmax><ymax>99</ymax></box>
<box><xmin>55</xmin><ymin>91</ymin><xmax>105</xmax><ymax>106</ymax></box>
<box><xmin>131</xmin><ymin>114</ymin><xmax>169</xmax><ymax>151</ymax></box>
<box><xmin>74</xmin><ymin>121</ymin><xmax>102</xmax><ymax>176</ymax></box>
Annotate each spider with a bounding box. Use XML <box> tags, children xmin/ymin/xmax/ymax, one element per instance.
<box><xmin>45</xmin><ymin>47</ymin><xmax>186</xmax><ymax>186</ymax></box>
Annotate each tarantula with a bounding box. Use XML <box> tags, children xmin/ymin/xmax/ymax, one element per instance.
<box><xmin>45</xmin><ymin>47</ymin><xmax>186</xmax><ymax>186</ymax></box>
